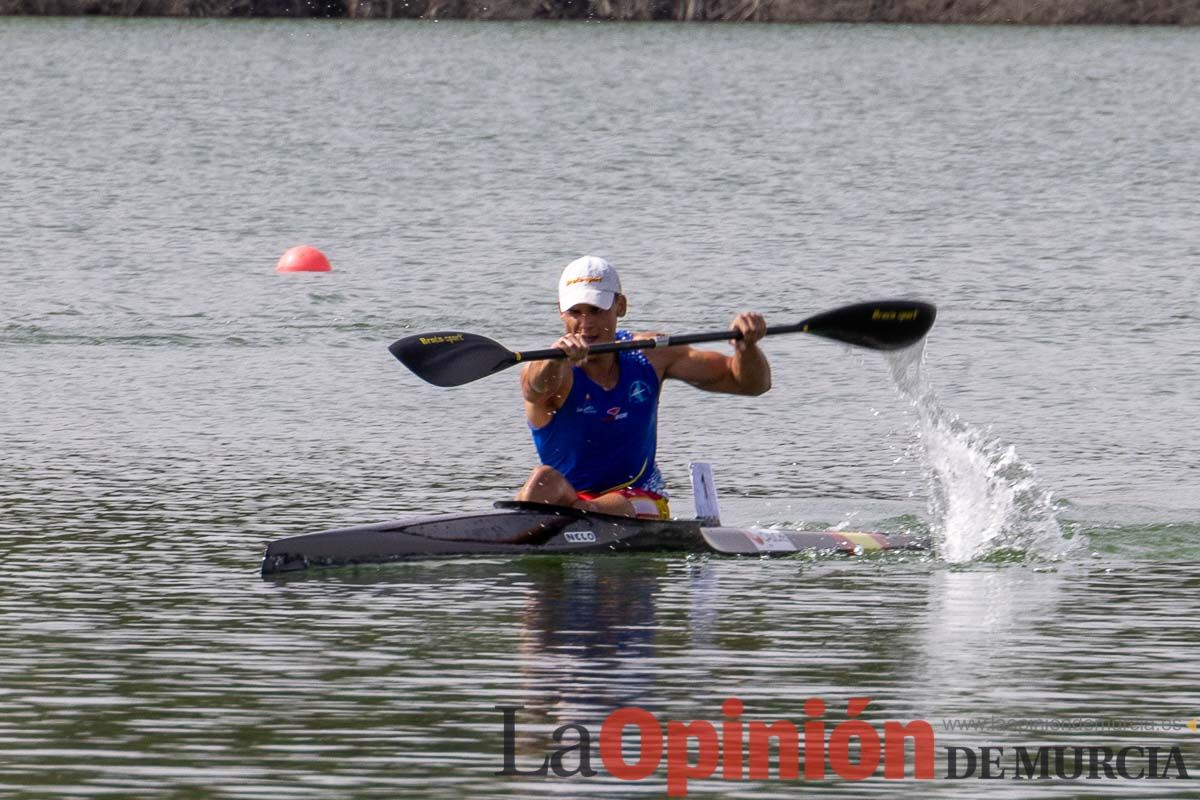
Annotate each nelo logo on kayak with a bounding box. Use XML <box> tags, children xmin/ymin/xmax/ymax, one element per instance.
<box><xmin>563</xmin><ymin>531</ymin><xmax>597</xmax><ymax>543</ymax></box>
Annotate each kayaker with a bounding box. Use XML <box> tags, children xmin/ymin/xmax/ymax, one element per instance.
<box><xmin>516</xmin><ymin>255</ymin><xmax>770</xmax><ymax>519</ymax></box>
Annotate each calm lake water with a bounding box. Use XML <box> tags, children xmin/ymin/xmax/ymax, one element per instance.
<box><xmin>3</xmin><ymin>17</ymin><xmax>1200</xmax><ymax>799</ymax></box>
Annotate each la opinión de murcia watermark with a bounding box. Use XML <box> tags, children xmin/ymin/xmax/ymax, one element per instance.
<box><xmin>497</xmin><ymin>698</ymin><xmax>1196</xmax><ymax>797</ymax></box>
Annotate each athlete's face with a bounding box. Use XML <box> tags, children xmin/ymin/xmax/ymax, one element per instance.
<box><xmin>560</xmin><ymin>295</ymin><xmax>627</xmax><ymax>345</ymax></box>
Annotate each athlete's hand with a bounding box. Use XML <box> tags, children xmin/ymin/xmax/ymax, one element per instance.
<box><xmin>730</xmin><ymin>312</ymin><xmax>767</xmax><ymax>353</ymax></box>
<box><xmin>554</xmin><ymin>333</ymin><xmax>590</xmax><ymax>365</ymax></box>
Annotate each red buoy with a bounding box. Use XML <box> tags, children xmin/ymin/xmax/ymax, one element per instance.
<box><xmin>276</xmin><ymin>245</ymin><xmax>331</xmax><ymax>273</ymax></box>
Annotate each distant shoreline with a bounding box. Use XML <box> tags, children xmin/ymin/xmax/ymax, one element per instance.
<box><xmin>3</xmin><ymin>1</ymin><xmax>1199</xmax><ymax>25</ymax></box>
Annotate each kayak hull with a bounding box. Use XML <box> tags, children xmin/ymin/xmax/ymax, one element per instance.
<box><xmin>261</xmin><ymin>502</ymin><xmax>927</xmax><ymax>576</ymax></box>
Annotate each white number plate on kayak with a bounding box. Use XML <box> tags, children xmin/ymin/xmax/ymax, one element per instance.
<box><xmin>747</xmin><ymin>529</ymin><xmax>796</xmax><ymax>552</ymax></box>
<box><xmin>564</xmin><ymin>530</ymin><xmax>597</xmax><ymax>543</ymax></box>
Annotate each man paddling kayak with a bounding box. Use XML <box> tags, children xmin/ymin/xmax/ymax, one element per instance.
<box><xmin>516</xmin><ymin>256</ymin><xmax>771</xmax><ymax>519</ymax></box>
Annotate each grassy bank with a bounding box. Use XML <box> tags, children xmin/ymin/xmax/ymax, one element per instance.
<box><xmin>3</xmin><ymin>0</ymin><xmax>1198</xmax><ymax>23</ymax></box>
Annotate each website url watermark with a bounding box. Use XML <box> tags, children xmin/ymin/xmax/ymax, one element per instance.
<box><xmin>941</xmin><ymin>717</ymin><xmax>1195</xmax><ymax>734</ymax></box>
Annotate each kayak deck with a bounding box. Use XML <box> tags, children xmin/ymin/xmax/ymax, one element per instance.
<box><xmin>260</xmin><ymin>501</ymin><xmax>928</xmax><ymax>576</ymax></box>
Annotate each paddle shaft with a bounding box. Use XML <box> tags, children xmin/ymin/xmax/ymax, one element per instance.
<box><xmin>389</xmin><ymin>300</ymin><xmax>935</xmax><ymax>386</ymax></box>
<box><xmin>513</xmin><ymin>322</ymin><xmax>808</xmax><ymax>363</ymax></box>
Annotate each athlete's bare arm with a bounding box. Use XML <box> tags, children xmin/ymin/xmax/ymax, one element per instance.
<box><xmin>521</xmin><ymin>333</ymin><xmax>588</xmax><ymax>428</ymax></box>
<box><xmin>645</xmin><ymin>312</ymin><xmax>771</xmax><ymax>396</ymax></box>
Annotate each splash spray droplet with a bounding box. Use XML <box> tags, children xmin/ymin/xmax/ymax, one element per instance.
<box><xmin>887</xmin><ymin>344</ymin><xmax>1077</xmax><ymax>562</ymax></box>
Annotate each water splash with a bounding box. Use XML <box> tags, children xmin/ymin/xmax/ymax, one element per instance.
<box><xmin>888</xmin><ymin>345</ymin><xmax>1078</xmax><ymax>563</ymax></box>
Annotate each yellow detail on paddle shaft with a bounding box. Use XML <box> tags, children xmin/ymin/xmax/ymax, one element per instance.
<box><xmin>872</xmin><ymin>308</ymin><xmax>920</xmax><ymax>322</ymax></box>
<box><xmin>419</xmin><ymin>334</ymin><xmax>466</xmax><ymax>346</ymax></box>
<box><xmin>840</xmin><ymin>532</ymin><xmax>883</xmax><ymax>552</ymax></box>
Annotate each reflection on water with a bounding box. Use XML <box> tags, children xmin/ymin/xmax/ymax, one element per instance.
<box><xmin>514</xmin><ymin>558</ymin><xmax>662</xmax><ymax>720</ymax></box>
<box><xmin>915</xmin><ymin>566</ymin><xmax>1070</xmax><ymax>712</ymax></box>
<box><xmin>1</xmin><ymin>536</ymin><xmax>1199</xmax><ymax>798</ymax></box>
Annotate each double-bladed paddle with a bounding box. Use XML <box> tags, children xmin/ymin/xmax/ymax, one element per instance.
<box><xmin>389</xmin><ymin>299</ymin><xmax>936</xmax><ymax>387</ymax></box>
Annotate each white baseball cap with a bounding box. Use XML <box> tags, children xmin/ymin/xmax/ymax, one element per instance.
<box><xmin>558</xmin><ymin>256</ymin><xmax>622</xmax><ymax>311</ymax></box>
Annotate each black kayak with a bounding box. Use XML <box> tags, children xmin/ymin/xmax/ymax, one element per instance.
<box><xmin>260</xmin><ymin>501</ymin><xmax>928</xmax><ymax>576</ymax></box>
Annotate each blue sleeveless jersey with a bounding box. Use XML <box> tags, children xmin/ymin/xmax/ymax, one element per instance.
<box><xmin>530</xmin><ymin>330</ymin><xmax>665</xmax><ymax>495</ymax></box>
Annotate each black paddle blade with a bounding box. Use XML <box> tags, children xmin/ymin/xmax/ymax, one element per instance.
<box><xmin>801</xmin><ymin>300</ymin><xmax>936</xmax><ymax>351</ymax></box>
<box><xmin>388</xmin><ymin>331</ymin><xmax>518</xmax><ymax>387</ymax></box>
